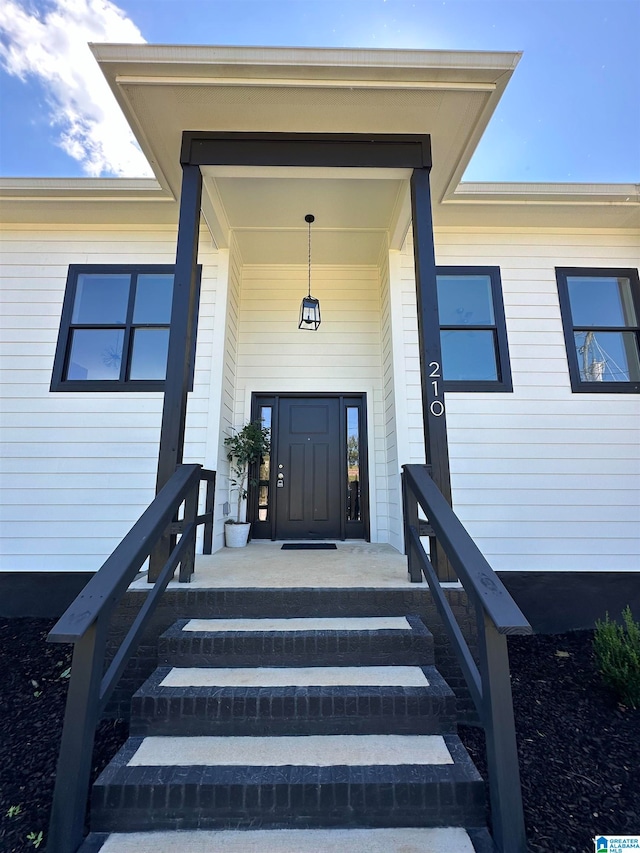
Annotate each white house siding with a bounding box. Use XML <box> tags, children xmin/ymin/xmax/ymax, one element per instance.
<box><xmin>212</xmin><ymin>236</ymin><xmax>242</xmax><ymax>551</ymax></box>
<box><xmin>379</xmin><ymin>246</ymin><xmax>402</xmax><ymax>552</ymax></box>
<box><xmin>230</xmin><ymin>263</ymin><xmax>388</xmax><ymax>542</ymax></box>
<box><xmin>2</xmin><ymin>222</ymin><xmax>638</xmax><ymax>572</ymax></box>
<box><xmin>395</xmin><ymin>228</ymin><xmax>640</xmax><ymax>572</ymax></box>
<box><xmin>0</xmin><ymin>225</ymin><xmax>221</xmax><ymax>573</ymax></box>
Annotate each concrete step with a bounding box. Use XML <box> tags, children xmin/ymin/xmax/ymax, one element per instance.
<box><xmin>91</xmin><ymin>733</ymin><xmax>484</xmax><ymax>833</ymax></box>
<box><xmin>130</xmin><ymin>665</ymin><xmax>456</xmax><ymax>736</ymax></box>
<box><xmin>157</xmin><ymin>616</ymin><xmax>434</xmax><ymax>668</ymax></box>
<box><xmin>80</xmin><ymin>825</ymin><xmax>491</xmax><ymax>853</ymax></box>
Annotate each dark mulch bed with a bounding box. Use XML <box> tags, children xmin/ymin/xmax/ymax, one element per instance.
<box><xmin>0</xmin><ymin>619</ymin><xmax>128</xmax><ymax>853</ymax></box>
<box><xmin>459</xmin><ymin>630</ymin><xmax>640</xmax><ymax>852</ymax></box>
<box><xmin>0</xmin><ymin>619</ymin><xmax>638</xmax><ymax>851</ymax></box>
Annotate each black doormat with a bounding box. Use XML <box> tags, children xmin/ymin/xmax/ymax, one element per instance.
<box><xmin>281</xmin><ymin>543</ymin><xmax>338</xmax><ymax>550</ymax></box>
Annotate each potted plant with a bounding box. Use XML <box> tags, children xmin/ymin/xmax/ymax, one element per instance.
<box><xmin>223</xmin><ymin>420</ymin><xmax>270</xmax><ymax>547</ymax></box>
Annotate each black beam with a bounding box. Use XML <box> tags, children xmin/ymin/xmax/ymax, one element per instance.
<box><xmin>152</xmin><ymin>163</ymin><xmax>202</xmax><ymax>580</ymax></box>
<box><xmin>156</xmin><ymin>164</ymin><xmax>202</xmax><ymax>486</ymax></box>
<box><xmin>181</xmin><ymin>131</ymin><xmax>431</xmax><ymax>170</ymax></box>
<box><xmin>410</xmin><ymin>167</ymin><xmax>455</xmax><ymax>581</ymax></box>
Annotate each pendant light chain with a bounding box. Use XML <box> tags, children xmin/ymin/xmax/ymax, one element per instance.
<box><xmin>306</xmin><ymin>213</ymin><xmax>314</xmax><ymax>298</ymax></box>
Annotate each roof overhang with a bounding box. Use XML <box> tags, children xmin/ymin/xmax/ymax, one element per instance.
<box><xmin>1</xmin><ymin>45</ymin><xmax>638</xmax><ymax>253</ymax></box>
<box><xmin>93</xmin><ymin>45</ymin><xmax>523</xmax><ymax>262</ymax></box>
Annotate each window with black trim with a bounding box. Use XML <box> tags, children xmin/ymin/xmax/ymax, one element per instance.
<box><xmin>556</xmin><ymin>268</ymin><xmax>640</xmax><ymax>393</ymax></box>
<box><xmin>51</xmin><ymin>264</ymin><xmax>199</xmax><ymax>392</ymax></box>
<box><xmin>436</xmin><ymin>266</ymin><xmax>512</xmax><ymax>391</ymax></box>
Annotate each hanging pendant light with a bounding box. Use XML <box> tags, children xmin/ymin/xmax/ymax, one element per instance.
<box><xmin>299</xmin><ymin>213</ymin><xmax>321</xmax><ymax>330</ymax></box>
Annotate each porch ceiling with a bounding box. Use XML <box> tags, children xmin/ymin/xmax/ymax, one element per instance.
<box><xmin>202</xmin><ymin>168</ymin><xmax>409</xmax><ymax>264</ymax></box>
<box><xmin>91</xmin><ymin>45</ymin><xmax>519</xmax><ymax>263</ymax></box>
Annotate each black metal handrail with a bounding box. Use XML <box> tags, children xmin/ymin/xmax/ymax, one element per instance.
<box><xmin>46</xmin><ymin>463</ymin><xmax>215</xmax><ymax>853</ymax></box>
<box><xmin>402</xmin><ymin>463</ymin><xmax>532</xmax><ymax>853</ymax></box>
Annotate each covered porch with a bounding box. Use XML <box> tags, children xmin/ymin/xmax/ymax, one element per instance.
<box><xmin>132</xmin><ymin>540</ymin><xmax>423</xmax><ymax>589</ymax></box>
<box><xmin>92</xmin><ymin>45</ymin><xmax>521</xmax><ymax>560</ymax></box>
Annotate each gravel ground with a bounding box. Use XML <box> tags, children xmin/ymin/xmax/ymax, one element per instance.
<box><xmin>0</xmin><ymin>618</ymin><xmax>638</xmax><ymax>852</ymax></box>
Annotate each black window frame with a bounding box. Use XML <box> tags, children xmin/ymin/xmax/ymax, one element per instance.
<box><xmin>51</xmin><ymin>264</ymin><xmax>200</xmax><ymax>392</ymax></box>
<box><xmin>556</xmin><ymin>267</ymin><xmax>640</xmax><ymax>394</ymax></box>
<box><xmin>436</xmin><ymin>265</ymin><xmax>512</xmax><ymax>392</ymax></box>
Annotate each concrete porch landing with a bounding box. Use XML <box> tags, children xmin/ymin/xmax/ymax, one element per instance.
<box><xmin>131</xmin><ymin>542</ymin><xmax>424</xmax><ymax>590</ymax></box>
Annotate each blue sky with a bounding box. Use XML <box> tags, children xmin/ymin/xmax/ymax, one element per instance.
<box><xmin>0</xmin><ymin>0</ymin><xmax>638</xmax><ymax>182</ymax></box>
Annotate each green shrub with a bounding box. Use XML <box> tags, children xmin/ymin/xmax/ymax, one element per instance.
<box><xmin>593</xmin><ymin>606</ymin><xmax>640</xmax><ymax>708</ymax></box>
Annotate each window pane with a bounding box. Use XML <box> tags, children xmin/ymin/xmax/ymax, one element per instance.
<box><xmin>437</xmin><ymin>275</ymin><xmax>495</xmax><ymax>326</ymax></box>
<box><xmin>258</xmin><ymin>485</ymin><xmax>269</xmax><ymax>522</ymax></box>
<box><xmin>567</xmin><ymin>276</ymin><xmax>637</xmax><ymax>327</ymax></box>
<box><xmin>66</xmin><ymin>329</ymin><xmax>124</xmax><ymax>380</ymax></box>
<box><xmin>133</xmin><ymin>274</ymin><xmax>174</xmax><ymax>324</ymax></box>
<box><xmin>72</xmin><ymin>274</ymin><xmax>130</xmax><ymax>324</ymax></box>
<box><xmin>259</xmin><ymin>406</ymin><xmax>272</xmax><ymax>481</ymax></box>
<box><xmin>440</xmin><ymin>330</ymin><xmax>498</xmax><ymax>381</ymax></box>
<box><xmin>260</xmin><ymin>406</ymin><xmax>272</xmax><ymax>430</ymax></box>
<box><xmin>346</xmin><ymin>407</ymin><xmax>361</xmax><ymax>522</ymax></box>
<box><xmin>129</xmin><ymin>328</ymin><xmax>169</xmax><ymax>380</ymax></box>
<box><xmin>574</xmin><ymin>331</ymin><xmax>640</xmax><ymax>382</ymax></box>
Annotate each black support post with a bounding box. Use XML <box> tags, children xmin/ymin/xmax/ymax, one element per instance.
<box><xmin>477</xmin><ymin>611</ymin><xmax>528</xmax><ymax>852</ymax></box>
<box><xmin>410</xmin><ymin>168</ymin><xmax>455</xmax><ymax>581</ymax></box>
<box><xmin>47</xmin><ymin>619</ymin><xmax>108</xmax><ymax>853</ymax></box>
<box><xmin>151</xmin><ymin>163</ymin><xmax>202</xmax><ymax>581</ymax></box>
<box><xmin>401</xmin><ymin>472</ymin><xmax>421</xmax><ymax>582</ymax></box>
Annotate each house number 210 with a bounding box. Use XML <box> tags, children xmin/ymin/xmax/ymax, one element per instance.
<box><xmin>429</xmin><ymin>362</ymin><xmax>445</xmax><ymax>417</ymax></box>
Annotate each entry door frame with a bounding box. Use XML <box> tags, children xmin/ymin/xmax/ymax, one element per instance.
<box><xmin>250</xmin><ymin>392</ymin><xmax>370</xmax><ymax>542</ymax></box>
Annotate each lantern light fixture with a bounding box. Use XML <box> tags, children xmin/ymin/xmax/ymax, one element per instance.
<box><xmin>298</xmin><ymin>213</ymin><xmax>321</xmax><ymax>330</ymax></box>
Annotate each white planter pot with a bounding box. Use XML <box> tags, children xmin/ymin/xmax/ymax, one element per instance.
<box><xmin>224</xmin><ymin>522</ymin><xmax>251</xmax><ymax>548</ymax></box>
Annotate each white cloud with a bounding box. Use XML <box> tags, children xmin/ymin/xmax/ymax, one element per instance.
<box><xmin>0</xmin><ymin>0</ymin><xmax>152</xmax><ymax>177</ymax></box>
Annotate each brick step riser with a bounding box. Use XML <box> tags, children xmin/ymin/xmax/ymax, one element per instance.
<box><xmin>121</xmin><ymin>588</ymin><xmax>431</xmax><ymax>621</ymax></box>
<box><xmin>130</xmin><ymin>669</ymin><xmax>456</xmax><ymax>737</ymax></box>
<box><xmin>91</xmin><ymin>735</ymin><xmax>484</xmax><ymax>834</ymax></box>
<box><xmin>157</xmin><ymin>616</ymin><xmax>435</xmax><ymax>669</ymax></box>
<box><xmin>91</xmin><ymin>779</ymin><xmax>485</xmax><ymax>833</ymax></box>
<box><xmin>158</xmin><ymin>637</ymin><xmax>433</xmax><ymax>669</ymax></box>
<box><xmin>131</xmin><ymin>708</ymin><xmax>455</xmax><ymax>737</ymax></box>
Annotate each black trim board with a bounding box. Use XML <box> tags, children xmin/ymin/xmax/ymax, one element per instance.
<box><xmin>497</xmin><ymin>571</ymin><xmax>640</xmax><ymax>634</ymax></box>
<box><xmin>0</xmin><ymin>573</ymin><xmax>93</xmax><ymax>618</ymax></box>
<box><xmin>181</xmin><ymin>131</ymin><xmax>432</xmax><ymax>169</ymax></box>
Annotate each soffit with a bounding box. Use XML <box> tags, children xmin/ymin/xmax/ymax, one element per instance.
<box><xmin>89</xmin><ymin>44</ymin><xmax>516</xmax><ymax>262</ymax></box>
<box><xmin>1</xmin><ymin>180</ymin><xmax>637</xmax><ymax>232</ymax></box>
<box><xmin>1</xmin><ymin>47</ymin><xmax>637</xmax><ymax>239</ymax></box>
<box><xmin>440</xmin><ymin>182</ymin><xmax>640</xmax><ymax>230</ymax></box>
<box><xmin>203</xmin><ymin>172</ymin><xmax>406</xmax><ymax>264</ymax></box>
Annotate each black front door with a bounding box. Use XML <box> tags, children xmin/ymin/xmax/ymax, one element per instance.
<box><xmin>250</xmin><ymin>394</ymin><xmax>368</xmax><ymax>541</ymax></box>
<box><xmin>275</xmin><ymin>397</ymin><xmax>341</xmax><ymax>539</ymax></box>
